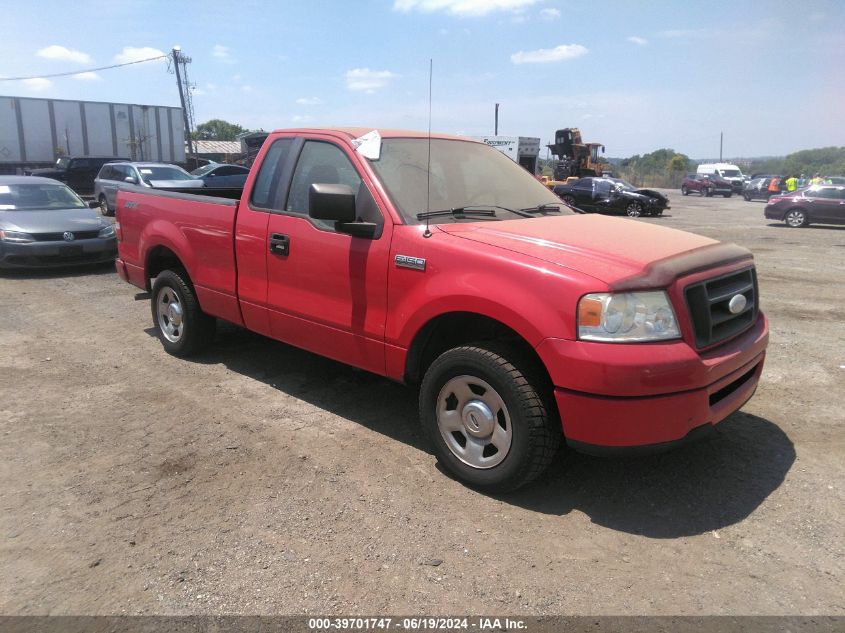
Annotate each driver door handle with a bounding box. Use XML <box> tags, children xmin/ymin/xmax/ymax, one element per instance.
<box><xmin>269</xmin><ymin>233</ymin><xmax>290</xmax><ymax>256</ymax></box>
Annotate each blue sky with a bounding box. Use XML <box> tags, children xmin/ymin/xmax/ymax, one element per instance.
<box><xmin>2</xmin><ymin>0</ymin><xmax>843</xmax><ymax>158</ymax></box>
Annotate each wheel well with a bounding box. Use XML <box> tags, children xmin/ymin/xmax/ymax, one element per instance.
<box><xmin>146</xmin><ymin>246</ymin><xmax>185</xmax><ymax>291</ymax></box>
<box><xmin>405</xmin><ymin>312</ymin><xmax>550</xmax><ymax>386</ymax></box>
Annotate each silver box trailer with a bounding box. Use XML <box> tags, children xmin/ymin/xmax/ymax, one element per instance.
<box><xmin>0</xmin><ymin>95</ymin><xmax>185</xmax><ymax>171</ymax></box>
<box><xmin>472</xmin><ymin>135</ymin><xmax>540</xmax><ymax>173</ymax></box>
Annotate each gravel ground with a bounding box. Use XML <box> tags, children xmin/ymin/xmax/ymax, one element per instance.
<box><xmin>0</xmin><ymin>190</ymin><xmax>842</xmax><ymax>615</ymax></box>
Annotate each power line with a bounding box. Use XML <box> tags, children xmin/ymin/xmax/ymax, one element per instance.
<box><xmin>0</xmin><ymin>55</ymin><xmax>168</xmax><ymax>82</ymax></box>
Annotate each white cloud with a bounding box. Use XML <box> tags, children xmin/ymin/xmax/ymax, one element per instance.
<box><xmin>296</xmin><ymin>97</ymin><xmax>323</xmax><ymax>106</ymax></box>
<box><xmin>540</xmin><ymin>8</ymin><xmax>561</xmax><ymax>20</ymax></box>
<box><xmin>394</xmin><ymin>0</ymin><xmax>539</xmax><ymax>17</ymax></box>
<box><xmin>241</xmin><ymin>85</ymin><xmax>254</xmax><ymax>93</ymax></box>
<box><xmin>36</xmin><ymin>45</ymin><xmax>91</xmax><ymax>64</ymax></box>
<box><xmin>212</xmin><ymin>44</ymin><xmax>235</xmax><ymax>63</ymax></box>
<box><xmin>510</xmin><ymin>14</ymin><xmax>529</xmax><ymax>24</ymax></box>
<box><xmin>113</xmin><ymin>46</ymin><xmax>167</xmax><ymax>64</ymax></box>
<box><xmin>345</xmin><ymin>68</ymin><xmax>398</xmax><ymax>93</ymax></box>
<box><xmin>22</xmin><ymin>78</ymin><xmax>52</xmax><ymax>91</ymax></box>
<box><xmin>511</xmin><ymin>43</ymin><xmax>588</xmax><ymax>64</ymax></box>
<box><xmin>627</xmin><ymin>36</ymin><xmax>648</xmax><ymax>46</ymax></box>
<box><xmin>72</xmin><ymin>72</ymin><xmax>102</xmax><ymax>81</ymax></box>
<box><xmin>292</xmin><ymin>115</ymin><xmax>315</xmax><ymax>123</ymax></box>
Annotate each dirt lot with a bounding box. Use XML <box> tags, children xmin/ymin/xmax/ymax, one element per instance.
<box><xmin>1</xmin><ymin>191</ymin><xmax>843</xmax><ymax>616</ymax></box>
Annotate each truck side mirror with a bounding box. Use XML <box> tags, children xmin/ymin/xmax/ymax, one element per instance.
<box><xmin>309</xmin><ymin>183</ymin><xmax>377</xmax><ymax>238</ymax></box>
<box><xmin>309</xmin><ymin>183</ymin><xmax>356</xmax><ymax>222</ymax></box>
<box><xmin>124</xmin><ymin>176</ymin><xmax>138</xmax><ymax>184</ymax></box>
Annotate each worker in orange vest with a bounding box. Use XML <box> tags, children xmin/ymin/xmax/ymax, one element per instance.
<box><xmin>768</xmin><ymin>176</ymin><xmax>781</xmax><ymax>194</ymax></box>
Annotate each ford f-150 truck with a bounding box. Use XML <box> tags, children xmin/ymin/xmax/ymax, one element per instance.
<box><xmin>115</xmin><ymin>127</ymin><xmax>769</xmax><ymax>492</ymax></box>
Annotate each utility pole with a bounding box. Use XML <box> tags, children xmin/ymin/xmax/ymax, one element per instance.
<box><xmin>719</xmin><ymin>131</ymin><xmax>723</xmax><ymax>162</ymax></box>
<box><xmin>171</xmin><ymin>47</ymin><xmax>194</xmax><ymax>159</ymax></box>
<box><xmin>494</xmin><ymin>103</ymin><xmax>499</xmax><ymax>135</ymax></box>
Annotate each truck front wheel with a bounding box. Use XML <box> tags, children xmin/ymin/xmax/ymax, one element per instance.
<box><xmin>150</xmin><ymin>269</ymin><xmax>216</xmax><ymax>357</ymax></box>
<box><xmin>419</xmin><ymin>344</ymin><xmax>560</xmax><ymax>492</ymax></box>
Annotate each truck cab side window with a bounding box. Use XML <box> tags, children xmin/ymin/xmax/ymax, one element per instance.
<box><xmin>250</xmin><ymin>139</ymin><xmax>293</xmax><ymax>210</ymax></box>
<box><xmin>286</xmin><ymin>141</ymin><xmax>363</xmax><ymax>230</ymax></box>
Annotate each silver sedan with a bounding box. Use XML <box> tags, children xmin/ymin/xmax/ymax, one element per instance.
<box><xmin>0</xmin><ymin>176</ymin><xmax>117</xmax><ymax>268</ymax></box>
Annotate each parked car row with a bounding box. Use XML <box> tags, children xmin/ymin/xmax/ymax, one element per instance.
<box><xmin>23</xmin><ymin>156</ymin><xmax>249</xmax><ymax>205</ymax></box>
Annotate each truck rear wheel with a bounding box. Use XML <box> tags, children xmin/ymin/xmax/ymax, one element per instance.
<box><xmin>419</xmin><ymin>344</ymin><xmax>560</xmax><ymax>492</ymax></box>
<box><xmin>151</xmin><ymin>269</ymin><xmax>216</xmax><ymax>357</ymax></box>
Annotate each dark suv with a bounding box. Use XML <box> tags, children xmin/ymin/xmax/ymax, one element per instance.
<box><xmin>681</xmin><ymin>173</ymin><xmax>733</xmax><ymax>198</ymax></box>
<box><xmin>26</xmin><ymin>156</ymin><xmax>129</xmax><ymax>195</ymax></box>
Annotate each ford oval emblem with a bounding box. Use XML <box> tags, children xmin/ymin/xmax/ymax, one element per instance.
<box><xmin>63</xmin><ymin>231</ymin><xmax>75</xmax><ymax>242</ymax></box>
<box><xmin>728</xmin><ymin>294</ymin><xmax>747</xmax><ymax>314</ymax></box>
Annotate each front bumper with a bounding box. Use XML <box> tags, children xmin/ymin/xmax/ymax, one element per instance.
<box><xmin>536</xmin><ymin>314</ymin><xmax>769</xmax><ymax>450</ymax></box>
<box><xmin>0</xmin><ymin>237</ymin><xmax>117</xmax><ymax>268</ymax></box>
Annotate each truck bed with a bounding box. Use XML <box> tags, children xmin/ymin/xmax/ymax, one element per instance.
<box><xmin>116</xmin><ymin>185</ymin><xmax>244</xmax><ymax>325</ymax></box>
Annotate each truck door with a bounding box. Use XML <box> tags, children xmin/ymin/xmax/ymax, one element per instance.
<box><xmin>262</xmin><ymin>137</ymin><xmax>391</xmax><ymax>375</ymax></box>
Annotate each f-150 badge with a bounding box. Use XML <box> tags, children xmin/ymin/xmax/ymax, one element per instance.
<box><xmin>395</xmin><ymin>254</ymin><xmax>426</xmax><ymax>271</ymax></box>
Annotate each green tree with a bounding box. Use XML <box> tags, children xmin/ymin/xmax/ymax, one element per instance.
<box><xmin>191</xmin><ymin>119</ymin><xmax>247</xmax><ymax>141</ymax></box>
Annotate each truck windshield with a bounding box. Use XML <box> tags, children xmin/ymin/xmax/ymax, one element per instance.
<box><xmin>0</xmin><ymin>183</ymin><xmax>86</xmax><ymax>211</ymax></box>
<box><xmin>720</xmin><ymin>169</ymin><xmax>742</xmax><ymax>177</ymax></box>
<box><xmin>368</xmin><ymin>138</ymin><xmax>569</xmax><ymax>224</ymax></box>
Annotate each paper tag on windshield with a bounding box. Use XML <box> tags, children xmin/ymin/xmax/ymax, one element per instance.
<box><xmin>140</xmin><ymin>169</ymin><xmax>153</xmax><ymax>174</ymax></box>
<box><xmin>351</xmin><ymin>130</ymin><xmax>381</xmax><ymax>160</ymax></box>
<box><xmin>0</xmin><ymin>186</ymin><xmax>10</xmax><ymax>194</ymax></box>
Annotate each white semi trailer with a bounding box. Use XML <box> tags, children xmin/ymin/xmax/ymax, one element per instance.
<box><xmin>0</xmin><ymin>95</ymin><xmax>185</xmax><ymax>172</ymax></box>
<box><xmin>472</xmin><ymin>135</ymin><xmax>541</xmax><ymax>173</ymax></box>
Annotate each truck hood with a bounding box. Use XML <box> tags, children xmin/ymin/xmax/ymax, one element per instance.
<box><xmin>0</xmin><ymin>207</ymin><xmax>106</xmax><ymax>234</ymax></box>
<box><xmin>438</xmin><ymin>214</ymin><xmax>751</xmax><ymax>289</ymax></box>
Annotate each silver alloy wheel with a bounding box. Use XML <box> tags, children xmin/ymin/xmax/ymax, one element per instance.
<box><xmin>99</xmin><ymin>195</ymin><xmax>109</xmax><ymax>215</ymax></box>
<box><xmin>156</xmin><ymin>286</ymin><xmax>184</xmax><ymax>343</ymax></box>
<box><xmin>626</xmin><ymin>202</ymin><xmax>642</xmax><ymax>217</ymax></box>
<box><xmin>785</xmin><ymin>209</ymin><xmax>806</xmax><ymax>227</ymax></box>
<box><xmin>436</xmin><ymin>375</ymin><xmax>512</xmax><ymax>469</ymax></box>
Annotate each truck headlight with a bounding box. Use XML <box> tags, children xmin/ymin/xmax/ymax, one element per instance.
<box><xmin>98</xmin><ymin>224</ymin><xmax>115</xmax><ymax>238</ymax></box>
<box><xmin>578</xmin><ymin>291</ymin><xmax>681</xmax><ymax>342</ymax></box>
<box><xmin>0</xmin><ymin>230</ymin><xmax>35</xmax><ymax>243</ymax></box>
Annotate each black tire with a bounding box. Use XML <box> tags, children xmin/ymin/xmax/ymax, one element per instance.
<box><xmin>98</xmin><ymin>194</ymin><xmax>111</xmax><ymax>217</ymax></box>
<box><xmin>150</xmin><ymin>269</ymin><xmax>216</xmax><ymax>357</ymax></box>
<box><xmin>563</xmin><ymin>194</ymin><xmax>575</xmax><ymax>206</ymax></box>
<box><xmin>784</xmin><ymin>208</ymin><xmax>809</xmax><ymax>228</ymax></box>
<box><xmin>703</xmin><ymin>188</ymin><xmax>712</xmax><ymax>197</ymax></box>
<box><xmin>681</xmin><ymin>186</ymin><xmax>689</xmax><ymax>196</ymax></box>
<box><xmin>723</xmin><ymin>193</ymin><xmax>732</xmax><ymax>198</ymax></box>
<box><xmin>743</xmin><ymin>193</ymin><xmax>751</xmax><ymax>201</ymax></box>
<box><xmin>625</xmin><ymin>202</ymin><xmax>642</xmax><ymax>217</ymax></box>
<box><xmin>419</xmin><ymin>344</ymin><xmax>560</xmax><ymax>493</ymax></box>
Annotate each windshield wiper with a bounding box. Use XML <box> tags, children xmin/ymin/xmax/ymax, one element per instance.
<box><xmin>519</xmin><ymin>202</ymin><xmax>566</xmax><ymax>214</ymax></box>
<box><xmin>416</xmin><ymin>206</ymin><xmax>498</xmax><ymax>221</ymax></box>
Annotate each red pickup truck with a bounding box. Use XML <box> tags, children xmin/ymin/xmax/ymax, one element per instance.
<box><xmin>115</xmin><ymin>127</ymin><xmax>769</xmax><ymax>491</ymax></box>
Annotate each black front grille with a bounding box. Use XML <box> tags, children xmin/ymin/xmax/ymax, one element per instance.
<box><xmin>685</xmin><ymin>267</ymin><xmax>758</xmax><ymax>348</ymax></box>
<box><xmin>32</xmin><ymin>231</ymin><xmax>101</xmax><ymax>241</ymax></box>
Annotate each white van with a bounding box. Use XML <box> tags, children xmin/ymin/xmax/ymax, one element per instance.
<box><xmin>697</xmin><ymin>163</ymin><xmax>745</xmax><ymax>193</ymax></box>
